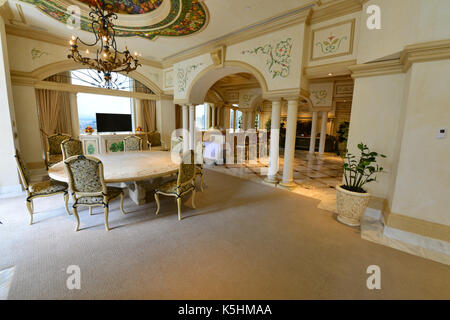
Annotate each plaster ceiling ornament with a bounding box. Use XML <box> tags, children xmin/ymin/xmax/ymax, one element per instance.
<box><xmin>19</xmin><ymin>0</ymin><xmax>208</xmax><ymax>40</ymax></box>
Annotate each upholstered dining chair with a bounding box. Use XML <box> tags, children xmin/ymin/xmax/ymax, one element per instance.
<box><xmin>46</xmin><ymin>133</ymin><xmax>71</xmax><ymax>167</ymax></box>
<box><xmin>63</xmin><ymin>155</ymin><xmax>126</xmax><ymax>231</ymax></box>
<box><xmin>154</xmin><ymin>150</ymin><xmax>196</xmax><ymax>221</ymax></box>
<box><xmin>14</xmin><ymin>150</ymin><xmax>70</xmax><ymax>225</ymax></box>
<box><xmin>123</xmin><ymin>135</ymin><xmax>143</xmax><ymax>152</ymax></box>
<box><xmin>195</xmin><ymin>164</ymin><xmax>204</xmax><ymax>192</ymax></box>
<box><xmin>61</xmin><ymin>138</ymin><xmax>83</xmax><ymax>160</ymax></box>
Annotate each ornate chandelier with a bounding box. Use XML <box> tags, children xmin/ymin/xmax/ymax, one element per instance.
<box><xmin>68</xmin><ymin>0</ymin><xmax>141</xmax><ymax>86</ymax></box>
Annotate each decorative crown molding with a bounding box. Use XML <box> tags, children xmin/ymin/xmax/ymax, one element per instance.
<box><xmin>5</xmin><ymin>23</ymin><xmax>163</xmax><ymax>68</ymax></box>
<box><xmin>350</xmin><ymin>39</ymin><xmax>450</xmax><ymax>78</ymax></box>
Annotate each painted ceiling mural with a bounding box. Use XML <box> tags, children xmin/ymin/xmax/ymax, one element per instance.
<box><xmin>78</xmin><ymin>0</ymin><xmax>163</xmax><ymax>15</ymax></box>
<box><xmin>19</xmin><ymin>0</ymin><xmax>208</xmax><ymax>40</ymax></box>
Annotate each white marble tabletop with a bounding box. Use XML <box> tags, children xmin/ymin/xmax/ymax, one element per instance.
<box><xmin>48</xmin><ymin>151</ymin><xmax>179</xmax><ymax>183</ymax></box>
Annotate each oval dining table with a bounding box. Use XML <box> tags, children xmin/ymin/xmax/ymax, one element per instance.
<box><xmin>48</xmin><ymin>151</ymin><xmax>180</xmax><ymax>205</ymax></box>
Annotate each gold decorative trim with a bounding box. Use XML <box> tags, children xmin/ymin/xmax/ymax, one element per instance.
<box><xmin>5</xmin><ymin>24</ymin><xmax>163</xmax><ymax>68</ymax></box>
<box><xmin>304</xmin><ymin>59</ymin><xmax>356</xmax><ymax>79</ymax></box>
<box><xmin>26</xmin><ymin>161</ymin><xmax>46</xmax><ymax>170</ymax></box>
<box><xmin>383</xmin><ymin>201</ymin><xmax>450</xmax><ymax>243</ymax></box>
<box><xmin>0</xmin><ymin>1</ymin><xmax>14</xmax><ymax>21</ymax></box>
<box><xmin>349</xmin><ymin>59</ymin><xmax>405</xmax><ymax>78</ymax></box>
<box><xmin>309</xmin><ymin>0</ymin><xmax>362</xmax><ymax>25</ymax></box>
<box><xmin>310</xmin><ymin>19</ymin><xmax>355</xmax><ymax>62</ymax></box>
<box><xmin>350</xmin><ymin>39</ymin><xmax>450</xmax><ymax>78</ymax></box>
<box><xmin>162</xmin><ymin>6</ymin><xmax>313</xmax><ymax>67</ymax></box>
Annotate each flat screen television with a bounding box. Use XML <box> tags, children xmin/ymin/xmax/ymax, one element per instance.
<box><xmin>96</xmin><ymin>113</ymin><xmax>132</xmax><ymax>133</ymax></box>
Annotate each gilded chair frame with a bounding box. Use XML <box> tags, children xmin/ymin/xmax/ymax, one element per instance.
<box><xmin>154</xmin><ymin>151</ymin><xmax>196</xmax><ymax>221</ymax></box>
<box><xmin>46</xmin><ymin>133</ymin><xmax>71</xmax><ymax>167</ymax></box>
<box><xmin>61</xmin><ymin>137</ymin><xmax>83</xmax><ymax>160</ymax></box>
<box><xmin>64</xmin><ymin>155</ymin><xmax>126</xmax><ymax>231</ymax></box>
<box><xmin>123</xmin><ymin>135</ymin><xmax>143</xmax><ymax>152</ymax></box>
<box><xmin>14</xmin><ymin>150</ymin><xmax>70</xmax><ymax>225</ymax></box>
<box><xmin>196</xmin><ymin>164</ymin><xmax>204</xmax><ymax>192</ymax></box>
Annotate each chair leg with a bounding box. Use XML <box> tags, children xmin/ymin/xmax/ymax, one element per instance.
<box><xmin>64</xmin><ymin>193</ymin><xmax>71</xmax><ymax>215</ymax></box>
<box><xmin>191</xmin><ymin>189</ymin><xmax>196</xmax><ymax>209</ymax></box>
<box><xmin>104</xmin><ymin>205</ymin><xmax>110</xmax><ymax>231</ymax></box>
<box><xmin>26</xmin><ymin>200</ymin><xmax>33</xmax><ymax>225</ymax></box>
<box><xmin>155</xmin><ymin>193</ymin><xmax>160</xmax><ymax>215</ymax></box>
<box><xmin>120</xmin><ymin>192</ymin><xmax>126</xmax><ymax>215</ymax></box>
<box><xmin>200</xmin><ymin>174</ymin><xmax>204</xmax><ymax>192</ymax></box>
<box><xmin>72</xmin><ymin>207</ymin><xmax>80</xmax><ymax>232</ymax></box>
<box><xmin>177</xmin><ymin>197</ymin><xmax>182</xmax><ymax>221</ymax></box>
<box><xmin>89</xmin><ymin>207</ymin><xmax>93</xmax><ymax>215</ymax></box>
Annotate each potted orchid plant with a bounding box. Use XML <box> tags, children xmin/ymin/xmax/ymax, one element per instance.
<box><xmin>336</xmin><ymin>143</ymin><xmax>386</xmax><ymax>227</ymax></box>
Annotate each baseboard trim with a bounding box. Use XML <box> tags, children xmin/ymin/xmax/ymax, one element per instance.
<box><xmin>383</xmin><ymin>201</ymin><xmax>450</xmax><ymax>243</ymax></box>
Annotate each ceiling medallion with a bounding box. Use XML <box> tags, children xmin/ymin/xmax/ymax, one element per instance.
<box><xmin>68</xmin><ymin>0</ymin><xmax>141</xmax><ymax>86</ymax></box>
<box><xmin>19</xmin><ymin>0</ymin><xmax>209</xmax><ymax>40</ymax></box>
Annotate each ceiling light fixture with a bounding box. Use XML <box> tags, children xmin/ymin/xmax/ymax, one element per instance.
<box><xmin>328</xmin><ymin>73</ymin><xmax>333</xmax><ymax>76</ymax></box>
<box><xmin>68</xmin><ymin>0</ymin><xmax>141</xmax><ymax>87</ymax></box>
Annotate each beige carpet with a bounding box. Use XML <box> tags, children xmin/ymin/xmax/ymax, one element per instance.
<box><xmin>0</xmin><ymin>170</ymin><xmax>449</xmax><ymax>299</ymax></box>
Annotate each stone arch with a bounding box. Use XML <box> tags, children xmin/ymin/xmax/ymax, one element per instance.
<box><xmin>185</xmin><ymin>60</ymin><xmax>269</xmax><ymax>105</ymax></box>
<box><xmin>30</xmin><ymin>60</ymin><xmax>163</xmax><ymax>95</ymax></box>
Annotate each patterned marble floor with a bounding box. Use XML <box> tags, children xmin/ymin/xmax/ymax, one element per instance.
<box><xmin>205</xmin><ymin>150</ymin><xmax>344</xmax><ymax>212</ymax></box>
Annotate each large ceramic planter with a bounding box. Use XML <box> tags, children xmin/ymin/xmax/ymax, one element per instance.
<box><xmin>336</xmin><ymin>185</ymin><xmax>371</xmax><ymax>227</ymax></box>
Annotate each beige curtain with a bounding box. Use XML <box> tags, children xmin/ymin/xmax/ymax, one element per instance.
<box><xmin>36</xmin><ymin>88</ymin><xmax>60</xmax><ymax>136</ymax></box>
<box><xmin>37</xmin><ymin>72</ymin><xmax>73</xmax><ymax>136</ymax></box>
<box><xmin>142</xmin><ymin>99</ymin><xmax>156</xmax><ymax>132</ymax></box>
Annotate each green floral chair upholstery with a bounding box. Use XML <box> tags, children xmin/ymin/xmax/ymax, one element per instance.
<box><xmin>61</xmin><ymin>138</ymin><xmax>83</xmax><ymax>160</ymax></box>
<box><xmin>123</xmin><ymin>135</ymin><xmax>143</xmax><ymax>152</ymax></box>
<box><xmin>14</xmin><ymin>150</ymin><xmax>70</xmax><ymax>225</ymax></box>
<box><xmin>196</xmin><ymin>164</ymin><xmax>204</xmax><ymax>192</ymax></box>
<box><xmin>154</xmin><ymin>150</ymin><xmax>196</xmax><ymax>221</ymax></box>
<box><xmin>64</xmin><ymin>155</ymin><xmax>126</xmax><ymax>231</ymax></box>
<box><xmin>47</xmin><ymin>133</ymin><xmax>71</xmax><ymax>167</ymax></box>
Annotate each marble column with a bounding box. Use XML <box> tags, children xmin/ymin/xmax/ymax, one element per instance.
<box><xmin>247</xmin><ymin>111</ymin><xmax>254</xmax><ymax>129</ymax></box>
<box><xmin>205</xmin><ymin>103</ymin><xmax>211</xmax><ymax>130</ymax></box>
<box><xmin>182</xmin><ymin>105</ymin><xmax>189</xmax><ymax>152</ymax></box>
<box><xmin>318</xmin><ymin>111</ymin><xmax>328</xmax><ymax>155</ymax></box>
<box><xmin>309</xmin><ymin>111</ymin><xmax>318</xmax><ymax>154</ymax></box>
<box><xmin>189</xmin><ymin>104</ymin><xmax>195</xmax><ymax>150</ymax></box>
<box><xmin>280</xmin><ymin>98</ymin><xmax>299</xmax><ymax>188</ymax></box>
<box><xmin>211</xmin><ymin>104</ymin><xmax>216</xmax><ymax>128</ymax></box>
<box><xmin>265</xmin><ymin>99</ymin><xmax>281</xmax><ymax>184</ymax></box>
<box><xmin>241</xmin><ymin>110</ymin><xmax>248</xmax><ymax>131</ymax></box>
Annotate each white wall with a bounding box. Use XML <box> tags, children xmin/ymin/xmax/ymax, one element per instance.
<box><xmin>0</xmin><ymin>16</ymin><xmax>21</xmax><ymax>192</ymax></box>
<box><xmin>347</xmin><ymin>73</ymin><xmax>407</xmax><ymax>199</ymax></box>
<box><xmin>390</xmin><ymin>60</ymin><xmax>450</xmax><ymax>226</ymax></box>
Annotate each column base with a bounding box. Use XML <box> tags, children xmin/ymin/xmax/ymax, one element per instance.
<box><xmin>306</xmin><ymin>152</ymin><xmax>316</xmax><ymax>160</ymax></box>
<box><xmin>278</xmin><ymin>181</ymin><xmax>297</xmax><ymax>190</ymax></box>
<box><xmin>264</xmin><ymin>176</ymin><xmax>279</xmax><ymax>185</ymax></box>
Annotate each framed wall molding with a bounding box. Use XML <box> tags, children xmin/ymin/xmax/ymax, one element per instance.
<box><xmin>310</xmin><ymin>19</ymin><xmax>355</xmax><ymax>61</ymax></box>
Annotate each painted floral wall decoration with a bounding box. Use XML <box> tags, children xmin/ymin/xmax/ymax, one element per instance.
<box><xmin>310</xmin><ymin>89</ymin><xmax>328</xmax><ymax>105</ymax></box>
<box><xmin>19</xmin><ymin>0</ymin><xmax>208</xmax><ymax>40</ymax></box>
<box><xmin>31</xmin><ymin>48</ymin><xmax>49</xmax><ymax>60</ymax></box>
<box><xmin>176</xmin><ymin>62</ymin><xmax>203</xmax><ymax>92</ymax></box>
<box><xmin>241</xmin><ymin>38</ymin><xmax>293</xmax><ymax>79</ymax></box>
<box><xmin>315</xmin><ymin>33</ymin><xmax>347</xmax><ymax>55</ymax></box>
<box><xmin>311</xmin><ymin>19</ymin><xmax>355</xmax><ymax>61</ymax></box>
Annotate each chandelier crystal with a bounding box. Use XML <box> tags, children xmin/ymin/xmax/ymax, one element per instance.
<box><xmin>68</xmin><ymin>0</ymin><xmax>141</xmax><ymax>87</ymax></box>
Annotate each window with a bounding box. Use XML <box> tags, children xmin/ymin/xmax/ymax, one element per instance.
<box><xmin>77</xmin><ymin>93</ymin><xmax>133</xmax><ymax>134</ymax></box>
<box><xmin>195</xmin><ymin>104</ymin><xmax>206</xmax><ymax>130</ymax></box>
<box><xmin>72</xmin><ymin>70</ymin><xmax>134</xmax><ymax>134</ymax></box>
<box><xmin>236</xmin><ymin>110</ymin><xmax>243</xmax><ymax>129</ymax></box>
<box><xmin>230</xmin><ymin>109</ymin><xmax>234</xmax><ymax>129</ymax></box>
